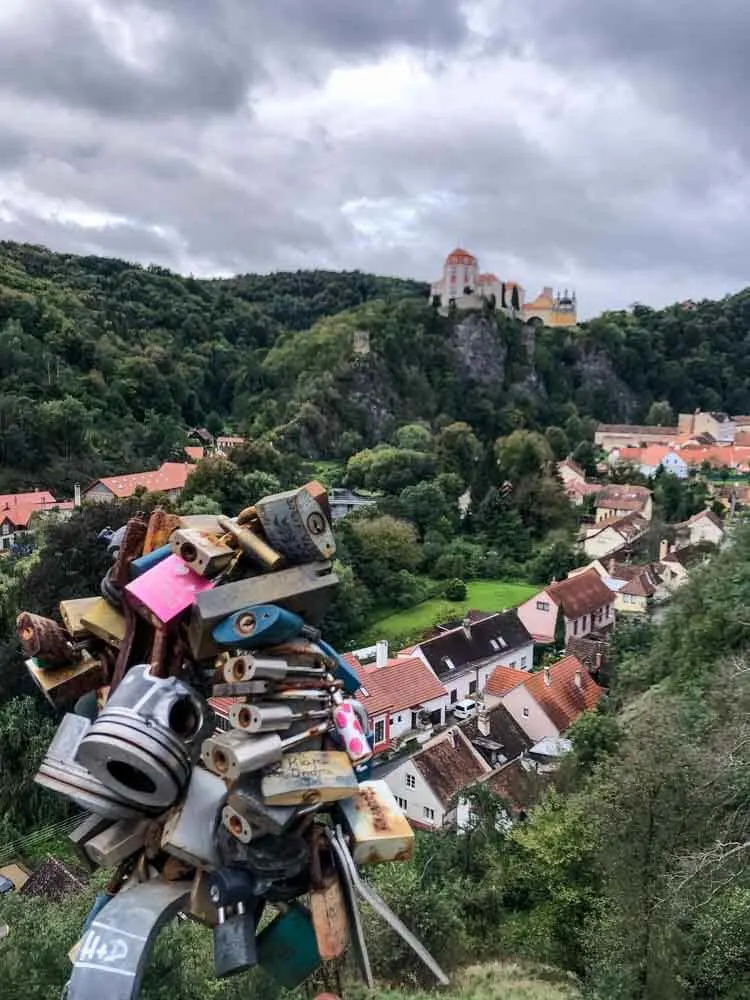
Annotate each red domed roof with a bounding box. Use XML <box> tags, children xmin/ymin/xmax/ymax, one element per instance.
<box><xmin>446</xmin><ymin>247</ymin><xmax>477</xmax><ymax>265</ymax></box>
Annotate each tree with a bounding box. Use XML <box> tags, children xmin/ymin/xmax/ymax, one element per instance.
<box><xmin>495</xmin><ymin>430</ymin><xmax>553</xmax><ymax>483</ymax></box>
<box><xmin>436</xmin><ymin>422</ymin><xmax>481</xmax><ymax>483</ymax></box>
<box><xmin>645</xmin><ymin>400</ymin><xmax>675</xmax><ymax>426</ymax></box>
<box><xmin>344</xmin><ymin>447</ymin><xmax>435</xmax><ymax>494</ymax></box>
<box><xmin>545</xmin><ymin>426</ymin><xmax>570</xmax><ymax>461</ymax></box>
<box><xmin>445</xmin><ymin>578</ymin><xmax>467</xmax><ymax>601</ymax></box>
<box><xmin>474</xmin><ymin>487</ymin><xmax>531</xmax><ymax>563</ymax></box>
<box><xmin>567</xmin><ymin>708</ymin><xmax>621</xmax><ymax>774</ymax></box>
<box><xmin>393</xmin><ymin>422</ymin><xmax>433</xmax><ymax>452</ymax></box>
<box><xmin>347</xmin><ymin>515</ymin><xmax>420</xmax><ymax>589</ymax></box>
<box><xmin>398</xmin><ymin>480</ymin><xmax>453</xmax><ymax>537</ymax></box>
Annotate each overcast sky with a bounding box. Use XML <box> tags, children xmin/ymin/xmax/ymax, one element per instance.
<box><xmin>0</xmin><ymin>0</ymin><xmax>747</xmax><ymax>318</ymax></box>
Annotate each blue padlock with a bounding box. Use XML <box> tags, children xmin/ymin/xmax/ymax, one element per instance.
<box><xmin>212</xmin><ymin>604</ymin><xmax>317</xmax><ymax>650</ymax></box>
<box><xmin>318</xmin><ymin>639</ymin><xmax>361</xmax><ymax>696</ymax></box>
<box><xmin>129</xmin><ymin>543</ymin><xmax>172</xmax><ymax>579</ymax></box>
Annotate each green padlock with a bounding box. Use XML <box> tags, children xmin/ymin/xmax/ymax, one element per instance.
<box><xmin>256</xmin><ymin>902</ymin><xmax>322</xmax><ymax>988</ymax></box>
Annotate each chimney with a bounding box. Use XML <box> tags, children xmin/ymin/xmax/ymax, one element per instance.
<box><xmin>462</xmin><ymin>617</ymin><xmax>471</xmax><ymax>640</ymax></box>
<box><xmin>74</xmin><ymin>483</ymin><xmax>81</xmax><ymax>508</ymax></box>
<box><xmin>375</xmin><ymin>640</ymin><xmax>389</xmax><ymax>669</ymax></box>
<box><xmin>659</xmin><ymin>538</ymin><xmax>669</xmax><ymax>561</ymax></box>
<box><xmin>478</xmin><ymin>709</ymin><xmax>490</xmax><ymax>737</ymax></box>
<box><xmin>608</xmin><ymin>557</ymin><xmax>616</xmax><ymax>573</ymax></box>
<box><xmin>595</xmin><ymin>651</ymin><xmax>602</xmax><ymax>669</ymax></box>
<box><xmin>544</xmin><ymin>667</ymin><xmax>551</xmax><ymax>687</ymax></box>
<box><xmin>574</xmin><ymin>669</ymin><xmax>582</xmax><ymax>689</ymax></box>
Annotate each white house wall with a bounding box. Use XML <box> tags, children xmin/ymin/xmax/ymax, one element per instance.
<box><xmin>501</xmin><ymin>687</ymin><xmax>559</xmax><ymax>743</ymax></box>
<box><xmin>385</xmin><ymin>759</ymin><xmax>446</xmax><ymax>828</ymax></box>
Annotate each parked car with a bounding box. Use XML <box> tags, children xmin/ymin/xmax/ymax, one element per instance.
<box><xmin>0</xmin><ymin>875</ymin><xmax>14</xmax><ymax>896</ymax></box>
<box><xmin>452</xmin><ymin>698</ymin><xmax>477</xmax><ymax>721</ymax></box>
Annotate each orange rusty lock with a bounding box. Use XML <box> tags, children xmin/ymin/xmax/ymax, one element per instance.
<box><xmin>308</xmin><ymin>827</ymin><xmax>350</xmax><ymax>960</ymax></box>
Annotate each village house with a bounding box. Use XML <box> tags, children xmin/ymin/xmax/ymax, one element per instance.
<box><xmin>516</xmin><ymin>567</ymin><xmax>615</xmax><ymax>646</ymax></box>
<box><xmin>658</xmin><ymin>542</ymin><xmax>715</xmax><ymax>591</ymax></box>
<box><xmin>460</xmin><ymin>701</ymin><xmax>532</xmax><ymax>768</ymax></box>
<box><xmin>328</xmin><ymin>488</ymin><xmax>378</xmax><ymax>521</ymax></box>
<box><xmin>595</xmin><ymin>484</ymin><xmax>653</xmax><ymax>523</ymax></box>
<box><xmin>610</xmin><ymin>445</ymin><xmax>688</xmax><ymax>479</ymax></box>
<box><xmin>412</xmin><ymin>611</ymin><xmax>534</xmax><ymax>708</ymax></box>
<box><xmin>594</xmin><ymin>424</ymin><xmax>679</xmax><ymax>452</ymax></box>
<box><xmin>570</xmin><ymin>557</ymin><xmax>666</xmax><ymax>618</ymax></box>
<box><xmin>485</xmin><ymin>654</ymin><xmax>605</xmax><ymax>744</ymax></box>
<box><xmin>352</xmin><ymin>655</ymin><xmax>448</xmax><ymax>753</ymax></box>
<box><xmin>0</xmin><ymin>490</ymin><xmax>77</xmax><ymax>551</ymax></box>
<box><xmin>382</xmin><ymin>727</ymin><xmax>491</xmax><ymax>829</ymax></box>
<box><xmin>674</xmin><ymin>509</ymin><xmax>725</xmax><ymax>549</ymax></box>
<box><xmin>557</xmin><ymin>458</ymin><xmax>600</xmax><ymax>506</ymax></box>
<box><xmin>582</xmin><ymin>511</ymin><xmax>650</xmax><ymax>560</ymax></box>
<box><xmin>678</xmin><ymin>410</ymin><xmax>736</xmax><ymax>444</ymax></box>
<box><xmin>82</xmin><ymin>462</ymin><xmax>194</xmax><ymax>502</ymax></box>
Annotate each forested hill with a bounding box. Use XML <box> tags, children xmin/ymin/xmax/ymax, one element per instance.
<box><xmin>2</xmin><ymin>239</ymin><xmax>750</xmax><ymax>492</ymax></box>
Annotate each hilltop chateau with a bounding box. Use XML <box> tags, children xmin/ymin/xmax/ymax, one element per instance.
<box><xmin>430</xmin><ymin>248</ymin><xmax>577</xmax><ymax>327</ymax></box>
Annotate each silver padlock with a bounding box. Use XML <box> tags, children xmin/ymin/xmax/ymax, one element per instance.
<box><xmin>222</xmin><ymin>654</ymin><xmax>325</xmax><ymax>684</ymax></box>
<box><xmin>222</xmin><ymin>774</ymin><xmax>297</xmax><ymax>843</ymax></box>
<box><xmin>255</xmin><ymin>486</ymin><xmax>336</xmax><ymax>564</ymax></box>
<box><xmin>201</xmin><ymin>721</ymin><xmax>329</xmax><ymax>781</ymax></box>
<box><xmin>228</xmin><ymin>702</ymin><xmax>331</xmax><ymax>734</ymax></box>
<box><xmin>170</xmin><ymin>528</ymin><xmax>234</xmax><ymax>578</ymax></box>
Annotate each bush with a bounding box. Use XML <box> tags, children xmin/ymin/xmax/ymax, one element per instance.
<box><xmin>445</xmin><ymin>578</ymin><xmax>468</xmax><ymax>601</ymax></box>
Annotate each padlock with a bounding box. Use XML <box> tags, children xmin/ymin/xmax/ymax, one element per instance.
<box><xmin>26</xmin><ymin>652</ymin><xmax>108</xmax><ymax>710</ymax></box>
<box><xmin>261</xmin><ymin>751</ymin><xmax>359</xmax><ymax>806</ymax></box>
<box><xmin>318</xmin><ymin>639</ymin><xmax>362</xmax><ymax>695</ymax></box>
<box><xmin>16</xmin><ymin>612</ymin><xmax>76</xmax><ymax>667</ymax></box>
<box><xmin>222</xmin><ymin>774</ymin><xmax>297</xmax><ymax>842</ymax></box>
<box><xmin>188</xmin><ymin>562</ymin><xmax>337</xmax><ymax>660</ymax></box>
<box><xmin>143</xmin><ymin>508</ymin><xmax>181</xmax><ymax>554</ymax></box>
<box><xmin>201</xmin><ymin>721</ymin><xmax>329</xmax><ymax>781</ymax></box>
<box><xmin>228</xmin><ymin>701</ymin><xmax>331</xmax><ymax>734</ymax></box>
<box><xmin>212</xmin><ymin>604</ymin><xmax>320</xmax><ymax>650</ymax></box>
<box><xmin>337</xmin><ymin>780</ymin><xmax>415</xmax><ymax>864</ymax></box>
<box><xmin>216</xmin><ymin>514</ymin><xmax>285</xmax><ymax>571</ymax></box>
<box><xmin>129</xmin><ymin>543</ymin><xmax>172</xmax><ymax>579</ymax></box>
<box><xmin>187</xmin><ymin>868</ymin><xmax>219</xmax><ymax>926</ymax></box>
<box><xmin>80</xmin><ymin>597</ymin><xmax>127</xmax><ymax>649</ymax></box>
<box><xmin>212</xmin><ymin>679</ymin><xmax>336</xmax><ymax>699</ymax></box>
<box><xmin>83</xmin><ymin>817</ymin><xmax>151</xmax><ymax>868</ymax></box>
<box><xmin>256</xmin><ymin>903</ymin><xmax>322</xmax><ymax>988</ymax></box>
<box><xmin>255</xmin><ymin>486</ymin><xmax>336</xmax><ymax>564</ymax></box>
<box><xmin>207</xmin><ymin>868</ymin><xmax>262</xmax><ymax>979</ymax></box>
<box><xmin>170</xmin><ymin>527</ymin><xmax>235</xmax><ymax>578</ymax></box>
<box><xmin>222</xmin><ymin>653</ymin><xmax>325</xmax><ymax>684</ymax></box>
<box><xmin>125</xmin><ymin>553</ymin><xmax>214</xmax><ymax>629</ymax></box>
<box><xmin>309</xmin><ymin>830</ymin><xmax>350</xmax><ymax>960</ymax></box>
<box><xmin>329</xmin><ymin>695</ymin><xmax>372</xmax><ymax>765</ymax></box>
<box><xmin>160</xmin><ymin>766</ymin><xmax>226</xmax><ymax>869</ymax></box>
<box><xmin>216</xmin><ymin>829</ymin><xmax>311</xmax><ymax>895</ymax></box>
<box><xmin>109</xmin><ymin>516</ymin><xmax>148</xmax><ymax>589</ymax></box>
<box><xmin>59</xmin><ymin>597</ymin><xmax>102</xmax><ymax>639</ymax></box>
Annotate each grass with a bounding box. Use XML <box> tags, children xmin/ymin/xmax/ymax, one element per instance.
<box><xmin>359</xmin><ymin>961</ymin><xmax>581</xmax><ymax>1000</ymax></box>
<box><xmin>358</xmin><ymin>579</ymin><xmax>537</xmax><ymax>648</ymax></box>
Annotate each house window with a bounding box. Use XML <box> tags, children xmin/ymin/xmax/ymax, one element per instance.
<box><xmin>406</xmin><ymin>774</ymin><xmax>416</xmax><ymax>789</ymax></box>
<box><xmin>521</xmin><ymin>656</ymin><xmax>527</xmax><ymax>668</ymax></box>
<box><xmin>395</xmin><ymin>715</ymin><xmax>402</xmax><ymax>723</ymax></box>
<box><xmin>374</xmin><ymin>720</ymin><xmax>386</xmax><ymax>744</ymax></box>
<box><xmin>522</xmin><ymin>706</ymin><xmax>530</xmax><ymax>717</ymax></box>
<box><xmin>573</xmin><ymin>619</ymin><xmax>579</xmax><ymax>635</ymax></box>
<box><xmin>423</xmin><ymin>807</ymin><xmax>435</xmax><ymax>821</ymax></box>
<box><xmin>450</xmin><ymin>689</ymin><xmax>458</xmax><ymax>704</ymax></box>
<box><xmin>397</xmin><ymin>797</ymin><xmax>408</xmax><ymax>810</ymax></box>
<box><xmin>510</xmin><ymin>661</ymin><xmax>516</xmax><ymax>668</ymax></box>
<box><xmin>469</xmin><ymin>680</ymin><xmax>477</xmax><ymax>695</ymax></box>
<box><xmin>582</xmin><ymin>615</ymin><xmax>588</xmax><ymax>631</ymax></box>
<box><xmin>536</xmin><ymin>600</ymin><xmax>550</xmax><ymax>611</ymax></box>
<box><xmin>490</xmin><ymin>639</ymin><xmax>499</xmax><ymax>651</ymax></box>
<box><xmin>443</xmin><ymin>657</ymin><xmax>455</xmax><ymax>671</ymax></box>
<box><xmin>1</xmin><ymin>523</ymin><xmax>8</xmax><ymax>535</ymax></box>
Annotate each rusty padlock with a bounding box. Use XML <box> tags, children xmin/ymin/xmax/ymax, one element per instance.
<box><xmin>309</xmin><ymin>826</ymin><xmax>350</xmax><ymax>960</ymax></box>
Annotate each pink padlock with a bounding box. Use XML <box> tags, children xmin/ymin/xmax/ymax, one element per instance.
<box><xmin>333</xmin><ymin>699</ymin><xmax>372</xmax><ymax>764</ymax></box>
<box><xmin>124</xmin><ymin>554</ymin><xmax>214</xmax><ymax>629</ymax></box>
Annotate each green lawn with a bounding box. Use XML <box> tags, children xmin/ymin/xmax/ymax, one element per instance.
<box><xmin>358</xmin><ymin>578</ymin><xmax>537</xmax><ymax>648</ymax></box>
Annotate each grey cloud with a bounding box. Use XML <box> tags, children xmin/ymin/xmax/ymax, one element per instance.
<box><xmin>0</xmin><ymin>0</ymin><xmax>468</xmax><ymax>121</ymax></box>
<box><xmin>511</xmin><ymin>1</ymin><xmax>750</xmax><ymax>150</ymax></box>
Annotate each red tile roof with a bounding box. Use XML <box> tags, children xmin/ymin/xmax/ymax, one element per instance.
<box><xmin>548</xmin><ymin>568</ymin><xmax>614</xmax><ymax>620</ymax></box>
<box><xmin>0</xmin><ymin>490</ymin><xmax>56</xmax><ymax>508</ymax></box>
<box><xmin>412</xmin><ymin>728</ymin><xmax>491</xmax><ymax>807</ymax></box>
<box><xmin>184</xmin><ymin>446</ymin><xmax>205</xmax><ymax>461</ymax></box>
<box><xmin>446</xmin><ymin>248</ymin><xmax>477</xmax><ymax>265</ymax></box>
<box><xmin>0</xmin><ymin>500</ymin><xmax>73</xmax><ymax>528</ymax></box>
<box><xmin>519</xmin><ymin>655</ymin><xmax>604</xmax><ymax>732</ymax></box>
<box><xmin>486</xmin><ymin>665</ymin><xmax>529</xmax><ymax>698</ymax></box>
<box><xmin>85</xmin><ymin>462</ymin><xmax>193</xmax><ymax>499</ymax></box>
<box><xmin>355</xmin><ymin>657</ymin><xmax>446</xmax><ymax>717</ymax></box>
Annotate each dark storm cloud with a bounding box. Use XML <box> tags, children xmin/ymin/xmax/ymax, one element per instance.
<box><xmin>0</xmin><ymin>0</ymin><xmax>468</xmax><ymax>120</ymax></box>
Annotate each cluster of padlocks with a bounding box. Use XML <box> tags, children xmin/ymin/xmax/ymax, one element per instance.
<box><xmin>17</xmin><ymin>483</ymin><xmax>448</xmax><ymax>1000</ymax></box>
